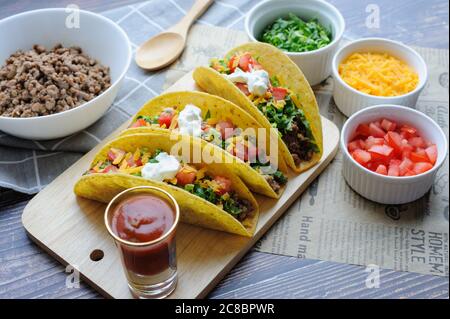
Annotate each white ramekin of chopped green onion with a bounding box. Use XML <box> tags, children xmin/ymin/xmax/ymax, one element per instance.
<box><xmin>245</xmin><ymin>0</ymin><xmax>345</xmax><ymax>86</ymax></box>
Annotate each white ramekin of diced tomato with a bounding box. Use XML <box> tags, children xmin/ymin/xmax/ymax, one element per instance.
<box><xmin>340</xmin><ymin>105</ymin><xmax>447</xmax><ymax>204</ymax></box>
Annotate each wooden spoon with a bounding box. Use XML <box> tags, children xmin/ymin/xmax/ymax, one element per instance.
<box><xmin>135</xmin><ymin>0</ymin><xmax>213</xmax><ymax>71</ymax></box>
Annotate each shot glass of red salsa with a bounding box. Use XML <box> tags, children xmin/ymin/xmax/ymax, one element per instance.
<box><xmin>104</xmin><ymin>186</ymin><xmax>180</xmax><ymax>299</ymax></box>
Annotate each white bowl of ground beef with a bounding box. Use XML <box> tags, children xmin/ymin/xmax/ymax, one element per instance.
<box><xmin>0</xmin><ymin>8</ymin><xmax>131</xmax><ymax>140</ymax></box>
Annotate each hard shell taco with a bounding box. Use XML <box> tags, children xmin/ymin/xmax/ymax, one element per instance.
<box><xmin>193</xmin><ymin>42</ymin><xmax>323</xmax><ymax>173</ymax></box>
<box><xmin>122</xmin><ymin>91</ymin><xmax>288</xmax><ymax>198</ymax></box>
<box><xmin>74</xmin><ymin>133</ymin><xmax>259</xmax><ymax>237</ymax></box>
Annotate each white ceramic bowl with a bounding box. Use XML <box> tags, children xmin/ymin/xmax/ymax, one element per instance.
<box><xmin>341</xmin><ymin>105</ymin><xmax>448</xmax><ymax>204</ymax></box>
<box><xmin>332</xmin><ymin>38</ymin><xmax>428</xmax><ymax>117</ymax></box>
<box><xmin>0</xmin><ymin>8</ymin><xmax>132</xmax><ymax>140</ymax></box>
<box><xmin>245</xmin><ymin>0</ymin><xmax>345</xmax><ymax>86</ymax></box>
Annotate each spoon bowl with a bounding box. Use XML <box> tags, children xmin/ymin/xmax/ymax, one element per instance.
<box><xmin>135</xmin><ymin>32</ymin><xmax>185</xmax><ymax>70</ymax></box>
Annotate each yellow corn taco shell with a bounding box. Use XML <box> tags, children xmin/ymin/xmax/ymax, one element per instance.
<box><xmin>122</xmin><ymin>91</ymin><xmax>288</xmax><ymax>198</ymax></box>
<box><xmin>193</xmin><ymin>42</ymin><xmax>323</xmax><ymax>173</ymax></box>
<box><xmin>74</xmin><ymin>133</ymin><xmax>259</xmax><ymax>237</ymax></box>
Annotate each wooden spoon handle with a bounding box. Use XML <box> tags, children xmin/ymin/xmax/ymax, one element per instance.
<box><xmin>170</xmin><ymin>0</ymin><xmax>213</xmax><ymax>35</ymax></box>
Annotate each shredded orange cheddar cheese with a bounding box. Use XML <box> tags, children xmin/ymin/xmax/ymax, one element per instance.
<box><xmin>338</xmin><ymin>52</ymin><xmax>419</xmax><ymax>96</ymax></box>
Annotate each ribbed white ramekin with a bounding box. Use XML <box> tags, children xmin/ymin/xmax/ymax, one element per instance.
<box><xmin>341</xmin><ymin>105</ymin><xmax>448</xmax><ymax>204</ymax></box>
<box><xmin>245</xmin><ymin>0</ymin><xmax>345</xmax><ymax>86</ymax></box>
<box><xmin>332</xmin><ymin>38</ymin><xmax>428</xmax><ymax>117</ymax></box>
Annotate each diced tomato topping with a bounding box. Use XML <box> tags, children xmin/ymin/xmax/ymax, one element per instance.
<box><xmin>375</xmin><ymin>164</ymin><xmax>388</xmax><ymax>175</ymax></box>
<box><xmin>214</xmin><ymin>176</ymin><xmax>232</xmax><ymax>195</ymax></box>
<box><xmin>403</xmin><ymin>169</ymin><xmax>416</xmax><ymax>176</ymax></box>
<box><xmin>400</xmin><ymin>139</ymin><xmax>411</xmax><ymax>149</ymax></box>
<box><xmin>400</xmin><ymin>125</ymin><xmax>417</xmax><ymax>138</ymax></box>
<box><xmin>238</xmin><ymin>53</ymin><xmax>252</xmax><ymax>72</ymax></box>
<box><xmin>408</xmin><ymin>137</ymin><xmax>426</xmax><ymax>149</ymax></box>
<box><xmin>348</xmin><ymin>139</ymin><xmax>364</xmax><ymax>152</ymax></box>
<box><xmin>385</xmin><ymin>131</ymin><xmax>403</xmax><ymax>154</ymax></box>
<box><xmin>359</xmin><ymin>139</ymin><xmax>367</xmax><ymax>149</ymax></box>
<box><xmin>216</xmin><ymin>120</ymin><xmax>235</xmax><ymax>140</ymax></box>
<box><xmin>389</xmin><ymin>159</ymin><xmax>402</xmax><ymax>166</ymax></box>
<box><xmin>236</xmin><ymin>82</ymin><xmax>250</xmax><ymax>95</ymax></box>
<box><xmin>127</xmin><ymin>157</ymin><xmax>136</xmax><ymax>167</ymax></box>
<box><xmin>366</xmin><ymin>162</ymin><xmax>377</xmax><ymax>171</ymax></box>
<box><xmin>107</xmin><ymin>148</ymin><xmax>125</xmax><ymax>162</ymax></box>
<box><xmin>348</xmin><ymin>119</ymin><xmax>437</xmax><ymax>177</ymax></box>
<box><xmin>400</xmin><ymin>131</ymin><xmax>407</xmax><ymax>139</ymax></box>
<box><xmin>131</xmin><ymin>118</ymin><xmax>147</xmax><ymax>128</ymax></box>
<box><xmin>228</xmin><ymin>55</ymin><xmax>239</xmax><ymax>73</ymax></box>
<box><xmin>415</xmin><ymin>148</ymin><xmax>427</xmax><ymax>156</ymax></box>
<box><xmin>107</xmin><ymin>150</ymin><xmax>116</xmax><ymax>162</ymax></box>
<box><xmin>176</xmin><ymin>166</ymin><xmax>197</xmax><ymax>186</ymax></box>
<box><xmin>400</xmin><ymin>140</ymin><xmax>414</xmax><ymax>159</ymax></box>
<box><xmin>355</xmin><ymin>123</ymin><xmax>371</xmax><ymax>138</ymax></box>
<box><xmin>103</xmin><ymin>165</ymin><xmax>118</xmax><ymax>173</ymax></box>
<box><xmin>229</xmin><ymin>52</ymin><xmax>263</xmax><ymax>72</ymax></box>
<box><xmin>399</xmin><ymin>158</ymin><xmax>414</xmax><ymax>176</ymax></box>
<box><xmin>368</xmin><ymin>144</ymin><xmax>394</xmax><ymax>163</ymax></box>
<box><xmin>272</xmin><ymin>87</ymin><xmax>288</xmax><ymax>101</ymax></box>
<box><xmin>352</xmin><ymin>149</ymin><xmax>371</xmax><ymax>166</ymax></box>
<box><xmin>381</xmin><ymin>119</ymin><xmax>397</xmax><ymax>132</ymax></box>
<box><xmin>124</xmin><ymin>155</ymin><xmax>142</xmax><ymax>168</ymax></box>
<box><xmin>369</xmin><ymin>122</ymin><xmax>385</xmax><ymax>138</ymax></box>
<box><xmin>365</xmin><ymin>136</ymin><xmax>384</xmax><ymax>149</ymax></box>
<box><xmin>425</xmin><ymin>145</ymin><xmax>437</xmax><ymax>164</ymax></box>
<box><xmin>401</xmin><ymin>150</ymin><xmax>412</xmax><ymax>161</ymax></box>
<box><xmin>388</xmin><ymin>163</ymin><xmax>400</xmax><ymax>176</ymax></box>
<box><xmin>158</xmin><ymin>108</ymin><xmax>174</xmax><ymax>128</ymax></box>
<box><xmin>413</xmin><ymin>162</ymin><xmax>433</xmax><ymax>175</ymax></box>
<box><xmin>410</xmin><ymin>151</ymin><xmax>430</xmax><ymax>163</ymax></box>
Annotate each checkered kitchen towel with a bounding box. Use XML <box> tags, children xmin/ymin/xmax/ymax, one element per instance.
<box><xmin>0</xmin><ymin>0</ymin><xmax>262</xmax><ymax>194</ymax></box>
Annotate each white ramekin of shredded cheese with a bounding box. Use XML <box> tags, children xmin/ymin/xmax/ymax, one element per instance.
<box><xmin>331</xmin><ymin>38</ymin><xmax>428</xmax><ymax>117</ymax></box>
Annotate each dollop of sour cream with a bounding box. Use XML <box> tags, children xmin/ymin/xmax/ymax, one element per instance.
<box><xmin>227</xmin><ymin>67</ymin><xmax>270</xmax><ymax>96</ymax></box>
<box><xmin>141</xmin><ymin>152</ymin><xmax>181</xmax><ymax>182</ymax></box>
<box><xmin>178</xmin><ymin>104</ymin><xmax>203</xmax><ymax>137</ymax></box>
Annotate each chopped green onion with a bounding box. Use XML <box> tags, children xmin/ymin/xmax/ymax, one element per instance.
<box><xmin>259</xmin><ymin>14</ymin><xmax>332</xmax><ymax>53</ymax></box>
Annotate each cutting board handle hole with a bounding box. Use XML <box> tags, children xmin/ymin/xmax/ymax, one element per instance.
<box><xmin>90</xmin><ymin>249</ymin><xmax>104</xmax><ymax>262</ymax></box>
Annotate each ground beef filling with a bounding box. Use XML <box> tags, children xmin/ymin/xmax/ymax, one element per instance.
<box><xmin>282</xmin><ymin>116</ymin><xmax>315</xmax><ymax>166</ymax></box>
<box><xmin>0</xmin><ymin>44</ymin><xmax>111</xmax><ymax>118</ymax></box>
<box><xmin>265</xmin><ymin>176</ymin><xmax>281</xmax><ymax>193</ymax></box>
<box><xmin>234</xmin><ymin>195</ymin><xmax>253</xmax><ymax>222</ymax></box>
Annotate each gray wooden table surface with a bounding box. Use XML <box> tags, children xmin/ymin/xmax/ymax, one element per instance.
<box><xmin>0</xmin><ymin>0</ymin><xmax>448</xmax><ymax>299</ymax></box>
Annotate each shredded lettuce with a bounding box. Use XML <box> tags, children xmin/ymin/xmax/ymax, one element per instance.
<box><xmin>260</xmin><ymin>14</ymin><xmax>332</xmax><ymax>52</ymax></box>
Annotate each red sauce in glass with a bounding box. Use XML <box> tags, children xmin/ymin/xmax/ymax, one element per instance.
<box><xmin>112</xmin><ymin>194</ymin><xmax>174</xmax><ymax>242</ymax></box>
<box><xmin>111</xmin><ymin>194</ymin><xmax>176</xmax><ymax>276</ymax></box>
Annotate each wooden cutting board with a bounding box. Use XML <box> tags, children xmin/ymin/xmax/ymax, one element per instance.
<box><xmin>22</xmin><ymin>72</ymin><xmax>340</xmax><ymax>299</ymax></box>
